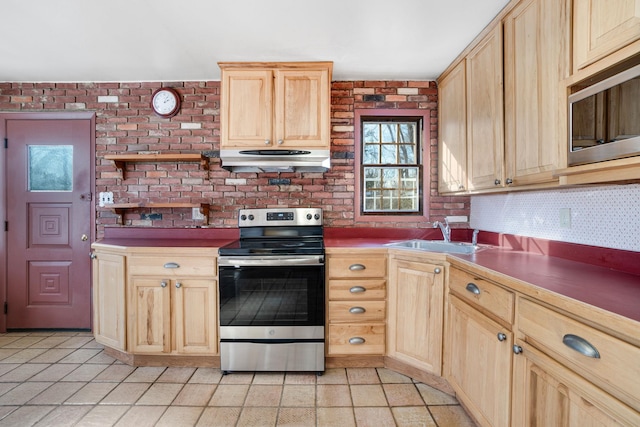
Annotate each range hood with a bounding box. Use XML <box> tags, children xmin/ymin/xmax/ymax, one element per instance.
<box><xmin>220</xmin><ymin>149</ymin><xmax>331</xmax><ymax>173</ymax></box>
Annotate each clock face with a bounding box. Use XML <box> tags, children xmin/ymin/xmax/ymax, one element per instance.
<box><xmin>151</xmin><ymin>88</ymin><xmax>180</xmax><ymax>117</ymax></box>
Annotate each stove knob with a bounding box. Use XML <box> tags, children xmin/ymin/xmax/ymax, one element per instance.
<box><xmin>314</xmin><ymin>214</ymin><xmax>320</xmax><ymax>220</ymax></box>
<box><xmin>306</xmin><ymin>214</ymin><xmax>312</xmax><ymax>220</ymax></box>
<box><xmin>240</xmin><ymin>214</ymin><xmax>247</xmax><ymax>221</ymax></box>
<box><xmin>248</xmin><ymin>214</ymin><xmax>254</xmax><ymax>221</ymax></box>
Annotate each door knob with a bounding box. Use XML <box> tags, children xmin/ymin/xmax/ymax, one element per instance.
<box><xmin>81</xmin><ymin>234</ymin><xmax>88</xmax><ymax>241</ymax></box>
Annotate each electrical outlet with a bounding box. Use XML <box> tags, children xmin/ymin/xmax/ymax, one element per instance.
<box><xmin>99</xmin><ymin>192</ymin><xmax>113</xmax><ymax>207</ymax></box>
<box><xmin>559</xmin><ymin>208</ymin><xmax>571</xmax><ymax>228</ymax></box>
<box><xmin>192</xmin><ymin>207</ymin><xmax>205</xmax><ymax>220</ymax></box>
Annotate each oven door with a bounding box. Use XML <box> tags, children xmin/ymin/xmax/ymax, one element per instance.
<box><xmin>218</xmin><ymin>255</ymin><xmax>325</xmax><ymax>328</ymax></box>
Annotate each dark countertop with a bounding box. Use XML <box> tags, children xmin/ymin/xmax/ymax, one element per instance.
<box><xmin>324</xmin><ymin>234</ymin><xmax>640</xmax><ymax>324</ymax></box>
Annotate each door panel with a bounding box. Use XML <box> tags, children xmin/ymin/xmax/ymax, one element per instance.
<box><xmin>6</xmin><ymin>118</ymin><xmax>92</xmax><ymax>329</ymax></box>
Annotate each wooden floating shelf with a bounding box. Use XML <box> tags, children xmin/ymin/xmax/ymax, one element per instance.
<box><xmin>104</xmin><ymin>153</ymin><xmax>209</xmax><ymax>179</ymax></box>
<box><xmin>104</xmin><ymin>202</ymin><xmax>209</xmax><ymax>225</ymax></box>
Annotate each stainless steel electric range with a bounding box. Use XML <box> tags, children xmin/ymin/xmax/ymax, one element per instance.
<box><xmin>217</xmin><ymin>207</ymin><xmax>325</xmax><ymax>375</ymax></box>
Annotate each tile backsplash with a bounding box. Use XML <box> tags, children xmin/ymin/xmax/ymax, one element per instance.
<box><xmin>470</xmin><ymin>184</ymin><xmax>640</xmax><ymax>252</ymax></box>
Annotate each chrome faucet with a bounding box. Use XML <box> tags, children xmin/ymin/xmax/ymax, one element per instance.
<box><xmin>433</xmin><ymin>219</ymin><xmax>451</xmax><ymax>242</ymax></box>
<box><xmin>472</xmin><ymin>229</ymin><xmax>480</xmax><ymax>246</ymax></box>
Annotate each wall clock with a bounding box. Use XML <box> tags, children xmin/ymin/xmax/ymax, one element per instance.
<box><xmin>151</xmin><ymin>87</ymin><xmax>181</xmax><ymax>118</ymax></box>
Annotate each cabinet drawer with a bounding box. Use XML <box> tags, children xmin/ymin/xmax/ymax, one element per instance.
<box><xmin>518</xmin><ymin>297</ymin><xmax>640</xmax><ymax>411</ymax></box>
<box><xmin>328</xmin><ymin>324</ymin><xmax>385</xmax><ymax>355</ymax></box>
<box><xmin>328</xmin><ymin>301</ymin><xmax>386</xmax><ymax>323</ymax></box>
<box><xmin>328</xmin><ymin>279</ymin><xmax>386</xmax><ymax>300</ymax></box>
<box><xmin>128</xmin><ymin>256</ymin><xmax>216</xmax><ymax>277</ymax></box>
<box><xmin>449</xmin><ymin>268</ymin><xmax>514</xmax><ymax>324</ymax></box>
<box><xmin>327</xmin><ymin>256</ymin><xmax>387</xmax><ymax>279</ymax></box>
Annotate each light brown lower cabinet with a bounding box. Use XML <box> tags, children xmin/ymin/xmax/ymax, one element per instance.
<box><xmin>127</xmin><ymin>253</ymin><xmax>218</xmax><ymax>355</ymax></box>
<box><xmin>447</xmin><ymin>264</ymin><xmax>640</xmax><ymax>427</ymax></box>
<box><xmin>92</xmin><ymin>248</ymin><xmax>126</xmax><ymax>351</ymax></box>
<box><xmin>446</xmin><ymin>295</ymin><xmax>513</xmax><ymax>427</ymax></box>
<box><xmin>91</xmin><ymin>245</ymin><xmax>219</xmax><ymax>358</ymax></box>
<box><xmin>511</xmin><ymin>340</ymin><xmax>640</xmax><ymax>426</ymax></box>
<box><xmin>387</xmin><ymin>251</ymin><xmax>446</xmax><ymax>375</ymax></box>
<box><xmin>326</xmin><ymin>249</ymin><xmax>387</xmax><ymax>357</ymax></box>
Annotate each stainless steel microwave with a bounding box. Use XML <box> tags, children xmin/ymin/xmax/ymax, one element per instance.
<box><xmin>569</xmin><ymin>63</ymin><xmax>640</xmax><ymax>166</ymax></box>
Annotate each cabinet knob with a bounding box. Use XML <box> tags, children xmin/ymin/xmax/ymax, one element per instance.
<box><xmin>458</xmin><ymin>185</ymin><xmax>465</xmax><ymax>190</ymax></box>
<box><xmin>175</xmin><ymin>282</ymin><xmax>182</xmax><ymax>289</ymax></box>
<box><xmin>434</xmin><ymin>267</ymin><xmax>442</xmax><ymax>274</ymax></box>
<box><xmin>264</xmin><ymin>139</ymin><xmax>271</xmax><ymax>145</ymax></box>
<box><xmin>277</xmin><ymin>139</ymin><xmax>284</xmax><ymax>145</ymax></box>
<box><xmin>506</xmin><ymin>178</ymin><xmax>513</xmax><ymax>185</ymax></box>
<box><xmin>160</xmin><ymin>281</ymin><xmax>168</xmax><ymax>288</ymax></box>
<box><xmin>513</xmin><ymin>345</ymin><xmax>523</xmax><ymax>354</ymax></box>
<box><xmin>494</xmin><ymin>179</ymin><xmax>501</xmax><ymax>186</ymax></box>
<box><xmin>349</xmin><ymin>264</ymin><xmax>365</xmax><ymax>271</ymax></box>
<box><xmin>497</xmin><ymin>332</ymin><xmax>507</xmax><ymax>342</ymax></box>
<box><xmin>89</xmin><ymin>252</ymin><xmax>97</xmax><ymax>260</ymax></box>
<box><xmin>349</xmin><ymin>286</ymin><xmax>366</xmax><ymax>293</ymax></box>
<box><xmin>349</xmin><ymin>337</ymin><xmax>365</xmax><ymax>345</ymax></box>
<box><xmin>349</xmin><ymin>306</ymin><xmax>366</xmax><ymax>314</ymax></box>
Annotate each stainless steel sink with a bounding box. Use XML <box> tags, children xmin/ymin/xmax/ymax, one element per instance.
<box><xmin>385</xmin><ymin>239</ymin><xmax>482</xmax><ymax>254</ymax></box>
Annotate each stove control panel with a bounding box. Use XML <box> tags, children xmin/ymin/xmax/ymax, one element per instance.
<box><xmin>238</xmin><ymin>208</ymin><xmax>323</xmax><ymax>227</ymax></box>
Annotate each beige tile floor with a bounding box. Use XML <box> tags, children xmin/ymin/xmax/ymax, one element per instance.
<box><xmin>0</xmin><ymin>331</ymin><xmax>476</xmax><ymax>426</ymax></box>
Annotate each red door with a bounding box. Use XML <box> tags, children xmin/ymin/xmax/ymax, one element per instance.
<box><xmin>5</xmin><ymin>117</ymin><xmax>93</xmax><ymax>329</ymax></box>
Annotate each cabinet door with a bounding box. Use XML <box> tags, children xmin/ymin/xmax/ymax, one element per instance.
<box><xmin>504</xmin><ymin>0</ymin><xmax>570</xmax><ymax>186</ymax></box>
<box><xmin>574</xmin><ymin>0</ymin><xmax>640</xmax><ymax>71</ymax></box>
<box><xmin>446</xmin><ymin>296</ymin><xmax>512</xmax><ymax>427</ymax></box>
<box><xmin>220</xmin><ymin>69</ymin><xmax>273</xmax><ymax>148</ymax></box>
<box><xmin>274</xmin><ymin>69</ymin><xmax>330</xmax><ymax>149</ymax></box>
<box><xmin>173</xmin><ymin>279</ymin><xmax>218</xmax><ymax>355</ymax></box>
<box><xmin>438</xmin><ymin>60</ymin><xmax>468</xmax><ymax>193</ymax></box>
<box><xmin>128</xmin><ymin>277</ymin><xmax>171</xmax><ymax>354</ymax></box>
<box><xmin>387</xmin><ymin>257</ymin><xmax>444</xmax><ymax>374</ymax></box>
<box><xmin>92</xmin><ymin>251</ymin><xmax>126</xmax><ymax>351</ymax></box>
<box><xmin>466</xmin><ymin>25</ymin><xmax>505</xmax><ymax>191</ymax></box>
<box><xmin>512</xmin><ymin>341</ymin><xmax>640</xmax><ymax>426</ymax></box>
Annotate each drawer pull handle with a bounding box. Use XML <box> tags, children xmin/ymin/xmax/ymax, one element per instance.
<box><xmin>349</xmin><ymin>337</ymin><xmax>365</xmax><ymax>345</ymax></box>
<box><xmin>349</xmin><ymin>306</ymin><xmax>366</xmax><ymax>314</ymax></box>
<box><xmin>349</xmin><ymin>264</ymin><xmax>365</xmax><ymax>271</ymax></box>
<box><xmin>466</xmin><ymin>283</ymin><xmax>481</xmax><ymax>295</ymax></box>
<box><xmin>497</xmin><ymin>333</ymin><xmax>507</xmax><ymax>342</ymax></box>
<box><xmin>349</xmin><ymin>286</ymin><xmax>366</xmax><ymax>293</ymax></box>
<box><xmin>164</xmin><ymin>262</ymin><xmax>180</xmax><ymax>269</ymax></box>
<box><xmin>562</xmin><ymin>334</ymin><xmax>600</xmax><ymax>359</ymax></box>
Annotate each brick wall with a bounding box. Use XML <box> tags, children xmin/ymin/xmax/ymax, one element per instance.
<box><xmin>0</xmin><ymin>80</ymin><xmax>469</xmax><ymax>238</ymax></box>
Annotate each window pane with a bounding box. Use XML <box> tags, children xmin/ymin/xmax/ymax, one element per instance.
<box><xmin>28</xmin><ymin>145</ymin><xmax>73</xmax><ymax>191</ymax></box>
<box><xmin>399</xmin><ymin>123</ymin><xmax>415</xmax><ymax>143</ymax></box>
<box><xmin>363</xmin><ymin>144</ymin><xmax>380</xmax><ymax>164</ymax></box>
<box><xmin>398</xmin><ymin>145</ymin><xmax>415</xmax><ymax>164</ymax></box>
<box><xmin>363</xmin><ymin>123</ymin><xmax>380</xmax><ymax>143</ymax></box>
<box><xmin>381</xmin><ymin>124</ymin><xmax>397</xmax><ymax>142</ymax></box>
<box><xmin>381</xmin><ymin>144</ymin><xmax>397</xmax><ymax>164</ymax></box>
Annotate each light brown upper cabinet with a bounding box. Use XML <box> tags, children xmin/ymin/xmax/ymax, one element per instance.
<box><xmin>438</xmin><ymin>60</ymin><xmax>468</xmax><ymax>193</ymax></box>
<box><xmin>466</xmin><ymin>25</ymin><xmax>505</xmax><ymax>191</ymax></box>
<box><xmin>219</xmin><ymin>62</ymin><xmax>332</xmax><ymax>150</ymax></box>
<box><xmin>503</xmin><ymin>0</ymin><xmax>571</xmax><ymax>186</ymax></box>
<box><xmin>574</xmin><ymin>0</ymin><xmax>640</xmax><ymax>72</ymax></box>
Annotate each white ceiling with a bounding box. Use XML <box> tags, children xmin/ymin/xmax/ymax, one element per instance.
<box><xmin>1</xmin><ymin>0</ymin><xmax>510</xmax><ymax>83</ymax></box>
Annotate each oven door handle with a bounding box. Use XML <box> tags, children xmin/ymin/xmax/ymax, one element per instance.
<box><xmin>218</xmin><ymin>256</ymin><xmax>324</xmax><ymax>267</ymax></box>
